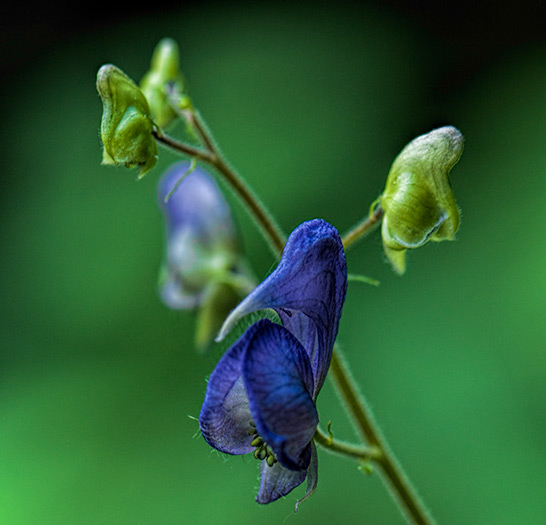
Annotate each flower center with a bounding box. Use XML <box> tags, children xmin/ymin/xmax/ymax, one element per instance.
<box><xmin>249</xmin><ymin>421</ymin><xmax>277</xmax><ymax>467</ymax></box>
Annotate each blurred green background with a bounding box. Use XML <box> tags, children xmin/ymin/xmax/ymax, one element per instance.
<box><xmin>2</xmin><ymin>2</ymin><xmax>545</xmax><ymax>523</ymax></box>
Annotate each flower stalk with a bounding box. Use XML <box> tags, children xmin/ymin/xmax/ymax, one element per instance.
<box><xmin>313</xmin><ymin>427</ymin><xmax>381</xmax><ymax>463</ymax></box>
<box><xmin>330</xmin><ymin>347</ymin><xmax>434</xmax><ymax>524</ymax></box>
<box><xmin>342</xmin><ymin>203</ymin><xmax>384</xmax><ymax>249</ymax></box>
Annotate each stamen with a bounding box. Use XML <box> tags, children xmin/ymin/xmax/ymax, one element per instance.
<box><xmin>248</xmin><ymin>420</ymin><xmax>258</xmax><ymax>436</ymax></box>
<box><xmin>249</xmin><ymin>422</ymin><xmax>278</xmax><ymax>467</ymax></box>
<box><xmin>250</xmin><ymin>436</ymin><xmax>263</xmax><ymax>447</ymax></box>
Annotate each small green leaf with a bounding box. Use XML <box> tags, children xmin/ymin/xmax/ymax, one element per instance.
<box><xmin>347</xmin><ymin>273</ymin><xmax>380</xmax><ymax>287</ymax></box>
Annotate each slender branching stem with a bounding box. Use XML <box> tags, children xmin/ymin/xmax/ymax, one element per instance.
<box><xmin>330</xmin><ymin>348</ymin><xmax>434</xmax><ymax>524</ymax></box>
<box><xmin>187</xmin><ymin>109</ymin><xmax>218</xmax><ymax>156</ymax></box>
<box><xmin>314</xmin><ymin>427</ymin><xmax>381</xmax><ymax>462</ymax></box>
<box><xmin>153</xmin><ymin>120</ymin><xmax>286</xmax><ymax>256</ymax></box>
<box><xmin>153</xmin><ymin>128</ymin><xmax>212</xmax><ymax>163</ymax></box>
<box><xmin>342</xmin><ymin>204</ymin><xmax>384</xmax><ymax>249</ymax></box>
<box><xmin>154</xmin><ymin>113</ymin><xmax>433</xmax><ymax>525</ymax></box>
<box><xmin>212</xmin><ymin>154</ymin><xmax>286</xmax><ymax>255</ymax></box>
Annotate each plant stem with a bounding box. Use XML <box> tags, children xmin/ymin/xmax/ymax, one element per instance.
<box><xmin>186</xmin><ymin>109</ymin><xmax>218</xmax><ymax>157</ymax></box>
<box><xmin>213</xmin><ymin>155</ymin><xmax>286</xmax><ymax>255</ymax></box>
<box><xmin>153</xmin><ymin>122</ymin><xmax>286</xmax><ymax>257</ymax></box>
<box><xmin>342</xmin><ymin>204</ymin><xmax>384</xmax><ymax>249</ymax></box>
<box><xmin>330</xmin><ymin>347</ymin><xmax>434</xmax><ymax>525</ymax></box>
<box><xmin>153</xmin><ymin>128</ymin><xmax>212</xmax><ymax>163</ymax></box>
<box><xmin>314</xmin><ymin>427</ymin><xmax>380</xmax><ymax>463</ymax></box>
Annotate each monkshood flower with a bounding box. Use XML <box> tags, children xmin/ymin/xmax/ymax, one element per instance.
<box><xmin>158</xmin><ymin>161</ymin><xmax>255</xmax><ymax>350</ymax></box>
<box><xmin>379</xmin><ymin>126</ymin><xmax>464</xmax><ymax>274</ymax></box>
<box><xmin>199</xmin><ymin>219</ymin><xmax>347</xmax><ymax>509</ymax></box>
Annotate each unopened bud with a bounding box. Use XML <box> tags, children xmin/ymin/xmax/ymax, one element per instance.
<box><xmin>140</xmin><ymin>38</ymin><xmax>187</xmax><ymax>129</ymax></box>
<box><xmin>379</xmin><ymin>126</ymin><xmax>464</xmax><ymax>274</ymax></box>
<box><xmin>96</xmin><ymin>64</ymin><xmax>158</xmax><ymax>177</ymax></box>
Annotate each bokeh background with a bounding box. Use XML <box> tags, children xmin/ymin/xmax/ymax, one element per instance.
<box><xmin>2</xmin><ymin>2</ymin><xmax>545</xmax><ymax>523</ymax></box>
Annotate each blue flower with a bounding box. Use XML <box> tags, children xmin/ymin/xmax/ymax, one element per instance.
<box><xmin>158</xmin><ymin>161</ymin><xmax>255</xmax><ymax>349</ymax></box>
<box><xmin>199</xmin><ymin>219</ymin><xmax>347</xmax><ymax>508</ymax></box>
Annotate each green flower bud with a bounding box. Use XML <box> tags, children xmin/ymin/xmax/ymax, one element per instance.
<box><xmin>379</xmin><ymin>126</ymin><xmax>464</xmax><ymax>274</ymax></box>
<box><xmin>140</xmin><ymin>38</ymin><xmax>187</xmax><ymax>129</ymax></box>
<box><xmin>96</xmin><ymin>64</ymin><xmax>158</xmax><ymax>177</ymax></box>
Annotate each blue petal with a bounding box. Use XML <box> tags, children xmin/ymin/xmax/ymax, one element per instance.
<box><xmin>243</xmin><ymin>320</ymin><xmax>317</xmax><ymax>470</ymax></box>
<box><xmin>218</xmin><ymin>219</ymin><xmax>347</xmax><ymax>396</ymax></box>
<box><xmin>159</xmin><ymin>270</ymin><xmax>201</xmax><ymax>309</ymax></box>
<box><xmin>256</xmin><ymin>459</ymin><xmax>307</xmax><ymax>504</ymax></box>
<box><xmin>295</xmin><ymin>442</ymin><xmax>318</xmax><ymax>512</ymax></box>
<box><xmin>158</xmin><ymin>162</ymin><xmax>240</xmax><ymax>309</ymax></box>
<box><xmin>198</xmin><ymin>323</ymin><xmax>264</xmax><ymax>455</ymax></box>
<box><xmin>158</xmin><ymin>162</ymin><xmax>238</xmax><ymax>247</ymax></box>
<box><xmin>256</xmin><ymin>442</ymin><xmax>318</xmax><ymax>506</ymax></box>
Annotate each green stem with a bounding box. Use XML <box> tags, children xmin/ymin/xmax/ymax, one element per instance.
<box><xmin>342</xmin><ymin>204</ymin><xmax>384</xmax><ymax>249</ymax></box>
<box><xmin>330</xmin><ymin>347</ymin><xmax>434</xmax><ymax>525</ymax></box>
<box><xmin>192</xmin><ymin>110</ymin><xmax>287</xmax><ymax>255</ymax></box>
<box><xmin>186</xmin><ymin>109</ymin><xmax>218</xmax><ymax>157</ymax></box>
<box><xmin>314</xmin><ymin>427</ymin><xmax>380</xmax><ymax>463</ymax></box>
<box><xmin>154</xmin><ymin>120</ymin><xmax>286</xmax><ymax>257</ymax></box>
<box><xmin>213</xmin><ymin>155</ymin><xmax>286</xmax><ymax>255</ymax></box>
<box><xmin>153</xmin><ymin>127</ymin><xmax>212</xmax><ymax>163</ymax></box>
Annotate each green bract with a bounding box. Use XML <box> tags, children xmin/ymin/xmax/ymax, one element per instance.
<box><xmin>96</xmin><ymin>64</ymin><xmax>158</xmax><ymax>177</ymax></box>
<box><xmin>379</xmin><ymin>126</ymin><xmax>464</xmax><ymax>274</ymax></box>
<box><xmin>140</xmin><ymin>38</ymin><xmax>187</xmax><ymax>129</ymax></box>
